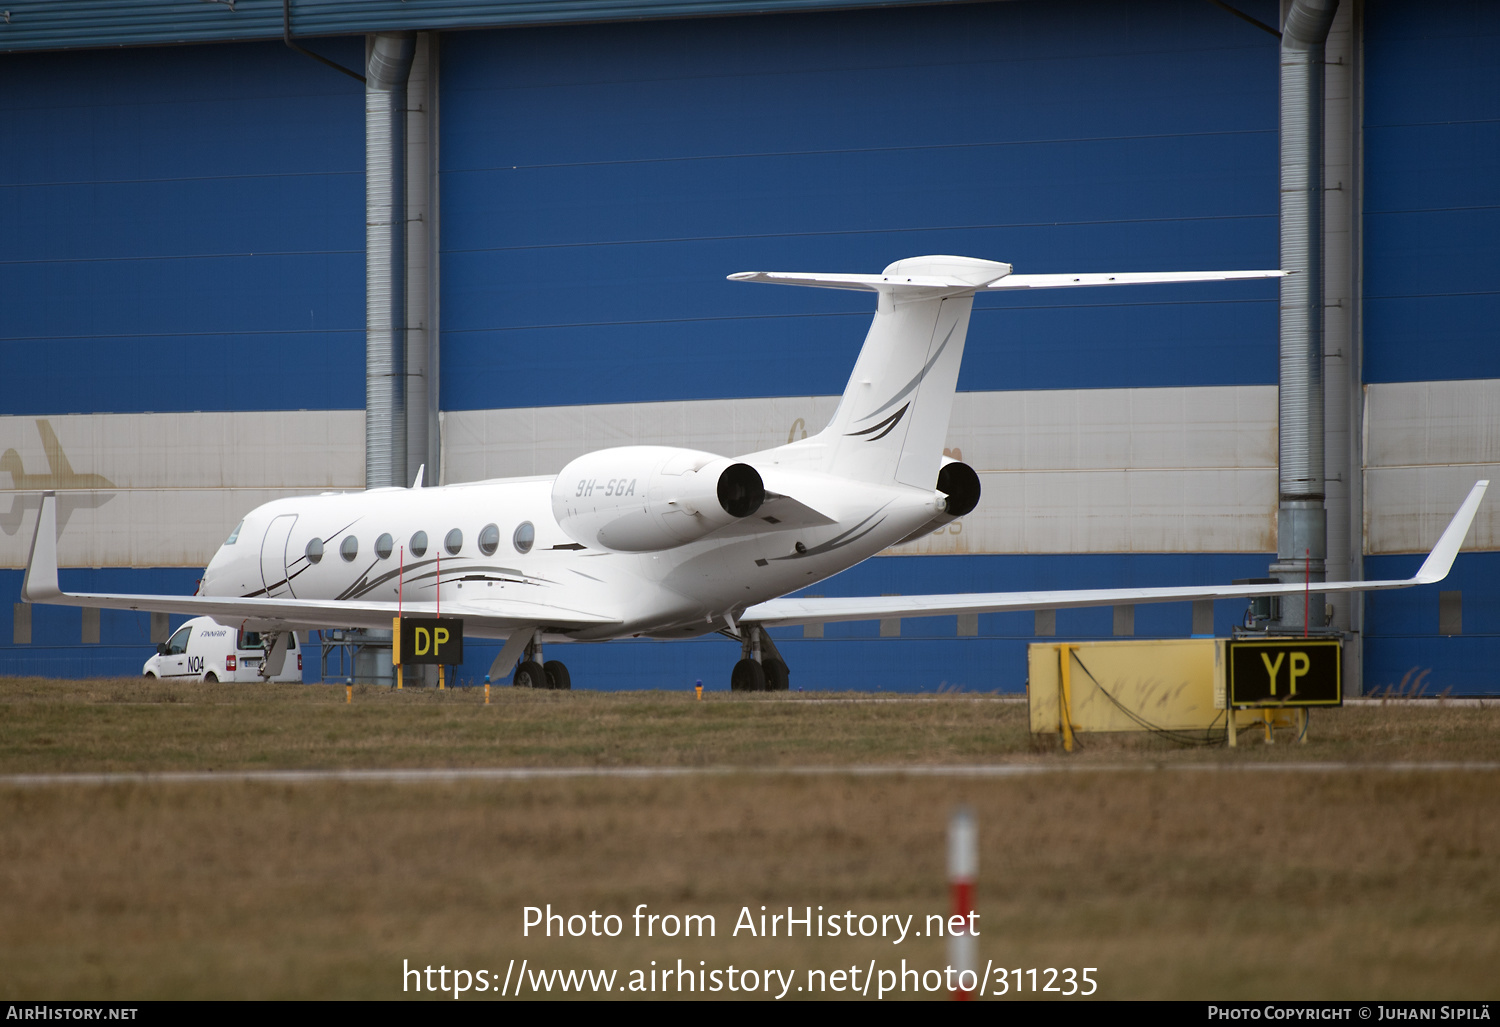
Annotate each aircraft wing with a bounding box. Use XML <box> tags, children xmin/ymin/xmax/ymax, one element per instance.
<box><xmin>19</xmin><ymin>493</ymin><xmax>619</xmax><ymax>637</ymax></box>
<box><xmin>743</xmin><ymin>480</ymin><xmax>1488</xmax><ymax>628</ymax></box>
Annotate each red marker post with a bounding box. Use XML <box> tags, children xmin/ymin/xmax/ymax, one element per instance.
<box><xmin>395</xmin><ymin>546</ymin><xmax>404</xmax><ymax>690</ymax></box>
<box><xmin>949</xmin><ymin>805</ymin><xmax>977</xmax><ymax>1000</ymax></box>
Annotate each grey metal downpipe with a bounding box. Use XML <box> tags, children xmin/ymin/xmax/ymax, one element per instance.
<box><xmin>1271</xmin><ymin>0</ymin><xmax>1339</xmax><ymax>631</ymax></box>
<box><xmin>365</xmin><ymin>32</ymin><xmax>416</xmax><ymax>490</ymax></box>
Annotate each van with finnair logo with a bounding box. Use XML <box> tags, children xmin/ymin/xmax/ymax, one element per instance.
<box><xmin>142</xmin><ymin>615</ymin><xmax>302</xmax><ymax>683</ymax></box>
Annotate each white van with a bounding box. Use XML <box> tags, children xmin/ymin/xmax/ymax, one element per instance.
<box><xmin>142</xmin><ymin>616</ymin><xmax>303</xmax><ymax>683</ymax></box>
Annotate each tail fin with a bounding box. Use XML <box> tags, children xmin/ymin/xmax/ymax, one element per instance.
<box><xmin>819</xmin><ymin>278</ymin><xmax>977</xmax><ymax>487</ymax></box>
<box><xmin>731</xmin><ymin>256</ymin><xmax>1010</xmax><ymax>487</ymax></box>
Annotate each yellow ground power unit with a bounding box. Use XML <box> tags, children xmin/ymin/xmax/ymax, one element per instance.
<box><xmin>1028</xmin><ymin>637</ymin><xmax>1342</xmax><ymax>750</ymax></box>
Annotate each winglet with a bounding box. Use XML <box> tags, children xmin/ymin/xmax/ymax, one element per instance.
<box><xmin>1414</xmin><ymin>480</ymin><xmax>1489</xmax><ymax>583</ymax></box>
<box><xmin>21</xmin><ymin>491</ymin><xmax>62</xmax><ymax>603</ymax></box>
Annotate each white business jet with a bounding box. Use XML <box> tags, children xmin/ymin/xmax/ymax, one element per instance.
<box><xmin>21</xmin><ymin>256</ymin><xmax>1488</xmax><ymax>690</ymax></box>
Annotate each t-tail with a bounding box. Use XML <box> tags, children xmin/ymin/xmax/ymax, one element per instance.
<box><xmin>731</xmin><ymin>255</ymin><xmax>1010</xmax><ymax>488</ymax></box>
<box><xmin>729</xmin><ymin>256</ymin><xmax>1285</xmax><ymax>489</ymax></box>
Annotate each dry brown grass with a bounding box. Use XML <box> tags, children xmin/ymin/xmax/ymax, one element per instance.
<box><xmin>1</xmin><ymin>678</ymin><xmax>1498</xmax><ymax>1000</ymax></box>
<box><xmin>1</xmin><ymin>773</ymin><xmax>1496</xmax><ymax>1000</ymax></box>
<box><xmin>3</xmin><ymin>676</ymin><xmax>1499</xmax><ymax>772</ymax></box>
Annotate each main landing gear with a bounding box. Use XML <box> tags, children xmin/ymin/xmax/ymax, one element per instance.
<box><xmin>514</xmin><ymin>637</ymin><xmax>571</xmax><ymax>690</ymax></box>
<box><xmin>730</xmin><ymin>625</ymin><xmax>789</xmax><ymax>692</ymax></box>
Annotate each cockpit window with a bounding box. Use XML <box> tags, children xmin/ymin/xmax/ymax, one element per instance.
<box><xmin>225</xmin><ymin>521</ymin><xmax>244</xmax><ymax>545</ymax></box>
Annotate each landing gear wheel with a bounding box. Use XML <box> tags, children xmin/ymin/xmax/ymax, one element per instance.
<box><xmin>543</xmin><ymin>660</ymin><xmax>572</xmax><ymax>691</ymax></box>
<box><xmin>514</xmin><ymin>660</ymin><xmax>547</xmax><ymax>689</ymax></box>
<box><xmin>731</xmin><ymin>658</ymin><xmax>767</xmax><ymax>692</ymax></box>
<box><xmin>763</xmin><ymin>658</ymin><xmax>789</xmax><ymax>692</ymax></box>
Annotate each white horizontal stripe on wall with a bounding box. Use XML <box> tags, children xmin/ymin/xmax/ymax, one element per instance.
<box><xmin>1364</xmin><ymin>380</ymin><xmax>1500</xmax><ymax>555</ymax></box>
<box><xmin>12</xmin><ymin>381</ymin><xmax>1489</xmax><ymax>570</ymax></box>
<box><xmin>0</xmin><ymin>412</ymin><xmax>363</xmax><ymax>569</ymax></box>
<box><xmin>442</xmin><ymin>385</ymin><xmax>1279</xmax><ymax>555</ymax></box>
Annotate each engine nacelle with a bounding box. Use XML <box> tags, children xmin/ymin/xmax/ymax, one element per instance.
<box><xmin>551</xmin><ymin>446</ymin><xmax>765</xmax><ymax>553</ymax></box>
<box><xmin>891</xmin><ymin>457</ymin><xmax>982</xmax><ymax>545</ymax></box>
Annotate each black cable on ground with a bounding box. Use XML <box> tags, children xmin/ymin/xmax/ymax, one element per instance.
<box><xmin>1069</xmin><ymin>651</ymin><xmax>1227</xmax><ymax>747</ymax></box>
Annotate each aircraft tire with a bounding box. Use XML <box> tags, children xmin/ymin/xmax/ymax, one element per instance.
<box><xmin>544</xmin><ymin>660</ymin><xmax>572</xmax><ymax>691</ymax></box>
<box><xmin>514</xmin><ymin>660</ymin><xmax>547</xmax><ymax>689</ymax></box>
<box><xmin>763</xmin><ymin>658</ymin><xmax>790</xmax><ymax>692</ymax></box>
<box><xmin>731</xmin><ymin>658</ymin><xmax>767</xmax><ymax>692</ymax></box>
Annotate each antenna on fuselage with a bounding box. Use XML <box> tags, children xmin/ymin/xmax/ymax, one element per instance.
<box><xmin>410</xmin><ymin>464</ymin><xmax>425</xmax><ymax>489</ymax></box>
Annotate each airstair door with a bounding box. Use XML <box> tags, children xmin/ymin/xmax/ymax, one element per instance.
<box><xmin>259</xmin><ymin>514</ymin><xmax>298</xmax><ymax>598</ymax></box>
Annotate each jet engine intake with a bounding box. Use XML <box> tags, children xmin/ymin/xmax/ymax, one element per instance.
<box><xmin>552</xmin><ymin>446</ymin><xmax>765</xmax><ymax>553</ymax></box>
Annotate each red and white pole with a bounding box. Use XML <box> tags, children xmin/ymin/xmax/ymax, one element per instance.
<box><xmin>949</xmin><ymin>805</ymin><xmax>977</xmax><ymax>1000</ymax></box>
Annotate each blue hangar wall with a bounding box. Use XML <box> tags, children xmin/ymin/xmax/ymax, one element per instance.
<box><xmin>0</xmin><ymin>37</ymin><xmax>368</xmax><ymax>676</ymax></box>
<box><xmin>1</xmin><ymin>0</ymin><xmax>1495</xmax><ymax>692</ymax></box>
<box><xmin>1360</xmin><ymin>0</ymin><xmax>1500</xmax><ymax>693</ymax></box>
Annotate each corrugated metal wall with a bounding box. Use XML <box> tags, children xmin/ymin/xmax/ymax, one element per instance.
<box><xmin>437</xmin><ymin>3</ymin><xmax>1282</xmax><ymax>412</ymax></box>
<box><xmin>1361</xmin><ymin>0</ymin><xmax>1500</xmax><ymax>693</ymax></box>
<box><xmin>2</xmin><ymin>0</ymin><xmax>1496</xmax><ymax>691</ymax></box>
<box><xmin>0</xmin><ymin>39</ymin><xmax>366</xmax><ymax>677</ymax></box>
<box><xmin>443</xmin><ymin>386</ymin><xmax>1281</xmax><ymax>555</ymax></box>
<box><xmin>0</xmin><ymin>39</ymin><xmax>367</xmax><ymax>416</ymax></box>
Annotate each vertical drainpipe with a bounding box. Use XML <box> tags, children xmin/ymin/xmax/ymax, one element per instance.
<box><xmin>365</xmin><ymin>32</ymin><xmax>416</xmax><ymax>490</ymax></box>
<box><xmin>1320</xmin><ymin>2</ymin><xmax>1363</xmax><ymax>692</ymax></box>
<box><xmin>404</xmin><ymin>34</ymin><xmax>437</xmax><ymax>488</ymax></box>
<box><xmin>425</xmin><ymin>36</ymin><xmax>443</xmax><ymax>488</ymax></box>
<box><xmin>1272</xmin><ymin>0</ymin><xmax>1339</xmax><ymax>631</ymax></box>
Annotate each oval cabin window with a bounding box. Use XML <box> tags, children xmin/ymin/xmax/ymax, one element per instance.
<box><xmin>478</xmin><ymin>524</ymin><xmax>499</xmax><ymax>556</ymax></box>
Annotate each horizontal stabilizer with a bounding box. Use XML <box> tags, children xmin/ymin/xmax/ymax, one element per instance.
<box><xmin>743</xmin><ymin>480</ymin><xmax>1488</xmax><ymax>628</ymax></box>
<box><xmin>728</xmin><ymin>270</ymin><xmax>996</xmax><ymax>292</ymax></box>
<box><xmin>730</xmin><ymin>264</ymin><xmax>1284</xmax><ymax>294</ymax></box>
<box><xmin>985</xmin><ymin>269</ymin><xmax>1285</xmax><ymax>291</ymax></box>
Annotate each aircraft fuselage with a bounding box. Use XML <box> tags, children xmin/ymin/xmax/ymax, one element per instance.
<box><xmin>199</xmin><ymin>469</ymin><xmax>944</xmax><ymax>642</ymax></box>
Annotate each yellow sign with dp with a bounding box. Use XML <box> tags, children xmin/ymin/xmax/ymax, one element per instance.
<box><xmin>1227</xmin><ymin>639</ymin><xmax>1341</xmax><ymax>706</ymax></box>
<box><xmin>392</xmin><ymin>616</ymin><xmax>464</xmax><ymax>666</ymax></box>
